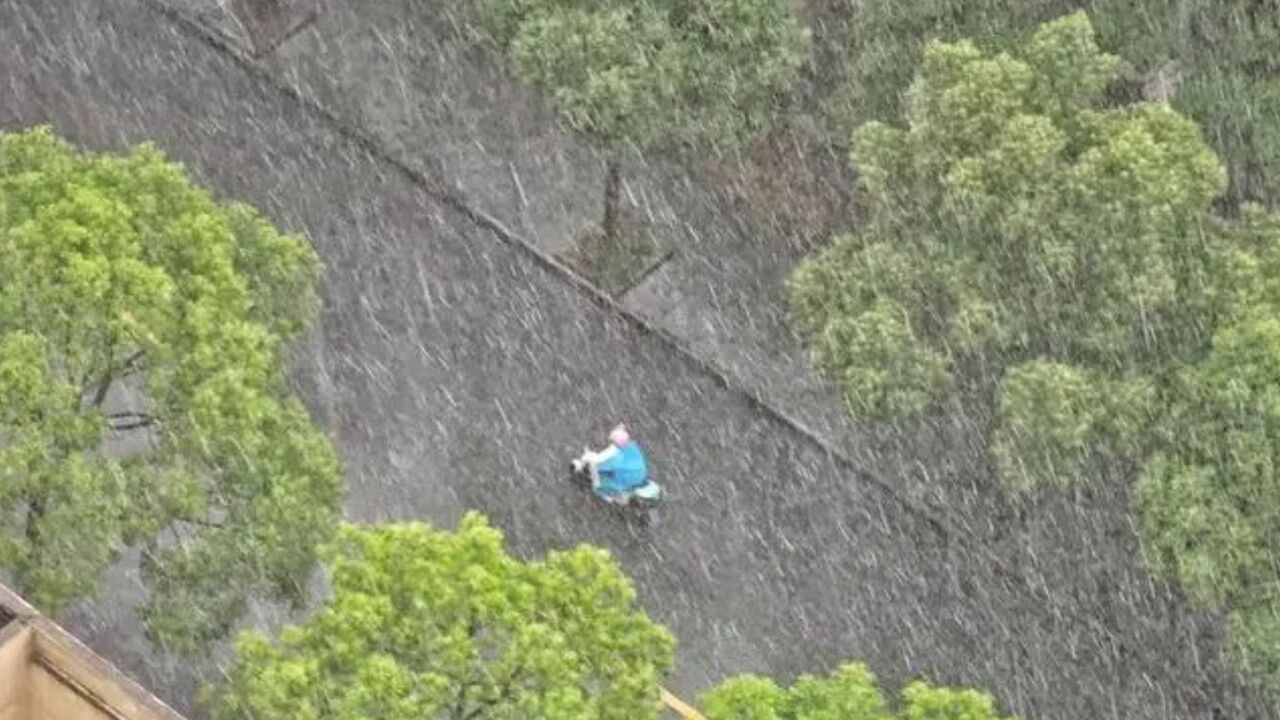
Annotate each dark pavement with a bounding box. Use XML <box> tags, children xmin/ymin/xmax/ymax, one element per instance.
<box><xmin>0</xmin><ymin>1</ymin><xmax>1269</xmax><ymax>718</ymax></box>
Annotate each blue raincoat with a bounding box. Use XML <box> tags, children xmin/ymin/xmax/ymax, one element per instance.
<box><xmin>596</xmin><ymin>442</ymin><xmax>648</xmax><ymax>496</ymax></box>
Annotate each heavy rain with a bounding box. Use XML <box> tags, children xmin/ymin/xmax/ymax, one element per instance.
<box><xmin>0</xmin><ymin>0</ymin><xmax>1276</xmax><ymax>719</ymax></box>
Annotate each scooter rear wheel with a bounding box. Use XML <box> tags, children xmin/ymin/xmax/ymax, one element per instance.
<box><xmin>641</xmin><ymin>506</ymin><xmax>660</xmax><ymax>527</ymax></box>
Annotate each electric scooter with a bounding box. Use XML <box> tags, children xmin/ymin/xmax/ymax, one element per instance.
<box><xmin>568</xmin><ymin>457</ymin><xmax>664</xmax><ymax>527</ymax></box>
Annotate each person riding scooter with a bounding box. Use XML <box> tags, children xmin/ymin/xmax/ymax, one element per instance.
<box><xmin>571</xmin><ymin>424</ymin><xmax>650</xmax><ymax>504</ymax></box>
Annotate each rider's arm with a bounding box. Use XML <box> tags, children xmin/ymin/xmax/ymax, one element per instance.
<box><xmin>584</xmin><ymin>444</ymin><xmax>620</xmax><ymax>468</ymax></box>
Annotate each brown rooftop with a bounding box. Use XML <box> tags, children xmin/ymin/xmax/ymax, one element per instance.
<box><xmin>0</xmin><ymin>583</ymin><xmax>187</xmax><ymax>720</ymax></box>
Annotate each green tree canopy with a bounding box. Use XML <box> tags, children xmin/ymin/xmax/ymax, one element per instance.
<box><xmin>700</xmin><ymin>662</ymin><xmax>1016</xmax><ymax>720</ymax></box>
<box><xmin>824</xmin><ymin>0</ymin><xmax>1280</xmax><ymax>206</ymax></box>
<box><xmin>207</xmin><ymin>515</ymin><xmax>676</xmax><ymax>720</ymax></box>
<box><xmin>467</xmin><ymin>0</ymin><xmax>808</xmax><ymax>240</ymax></box>
<box><xmin>0</xmin><ymin>127</ymin><xmax>342</xmax><ymax>652</ymax></box>
<box><xmin>796</xmin><ymin>14</ymin><xmax>1280</xmax><ymax>695</ymax></box>
<box><xmin>1136</xmin><ymin>244</ymin><xmax>1280</xmax><ymax>693</ymax></box>
<box><xmin>790</xmin><ymin>12</ymin><xmax>1221</xmax><ymax>466</ymax></box>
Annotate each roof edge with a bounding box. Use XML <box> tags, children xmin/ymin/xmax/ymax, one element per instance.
<box><xmin>0</xmin><ymin>582</ymin><xmax>189</xmax><ymax>720</ymax></box>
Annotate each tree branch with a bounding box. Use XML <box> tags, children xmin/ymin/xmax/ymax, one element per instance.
<box><xmin>25</xmin><ymin>495</ymin><xmax>46</xmax><ymax>548</ymax></box>
<box><xmin>87</xmin><ymin>348</ymin><xmax>146</xmax><ymax>408</ymax></box>
<box><xmin>107</xmin><ymin>412</ymin><xmax>157</xmax><ymax>431</ymax></box>
<box><xmin>89</xmin><ymin>332</ymin><xmax>119</xmax><ymax>408</ymax></box>
<box><xmin>119</xmin><ymin>349</ymin><xmax>147</xmax><ymax>376</ymax></box>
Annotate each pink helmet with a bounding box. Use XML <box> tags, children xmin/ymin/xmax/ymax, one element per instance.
<box><xmin>608</xmin><ymin>424</ymin><xmax>631</xmax><ymax>446</ymax></box>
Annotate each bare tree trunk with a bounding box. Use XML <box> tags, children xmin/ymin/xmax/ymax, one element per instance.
<box><xmin>603</xmin><ymin>157</ymin><xmax>621</xmax><ymax>244</ymax></box>
<box><xmin>228</xmin><ymin>0</ymin><xmax>319</xmax><ymax>58</ymax></box>
<box><xmin>229</xmin><ymin>0</ymin><xmax>282</xmax><ymax>38</ymax></box>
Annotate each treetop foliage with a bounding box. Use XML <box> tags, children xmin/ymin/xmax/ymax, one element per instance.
<box><xmin>0</xmin><ymin>127</ymin><xmax>342</xmax><ymax>653</ymax></box>
<box><xmin>825</xmin><ymin>0</ymin><xmax>1280</xmax><ymax>206</ymax></box>
<box><xmin>468</xmin><ymin>0</ymin><xmax>809</xmax><ymax>157</ymax></box>
<box><xmin>791</xmin><ymin>12</ymin><xmax>1224</xmax><ymax>422</ymax></box>
<box><xmin>207</xmin><ymin>515</ymin><xmax>676</xmax><ymax>720</ymax></box>
<box><xmin>1136</xmin><ymin>300</ymin><xmax>1280</xmax><ymax>693</ymax></box>
<box><xmin>792</xmin><ymin>14</ymin><xmax>1280</xmax><ymax>695</ymax></box>
<box><xmin>700</xmin><ymin>662</ymin><xmax>1016</xmax><ymax>720</ymax></box>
